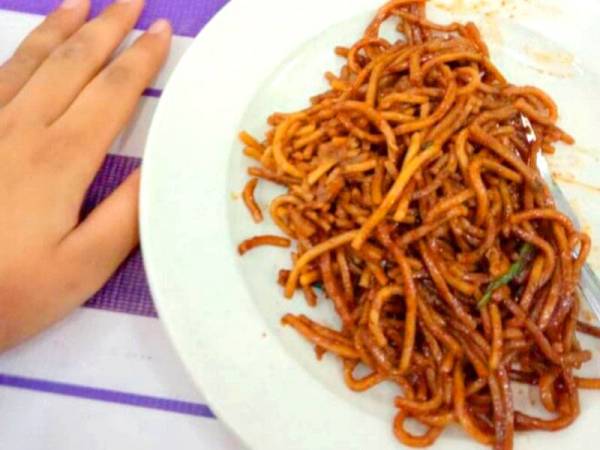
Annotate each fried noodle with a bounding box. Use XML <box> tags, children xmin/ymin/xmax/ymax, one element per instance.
<box><xmin>237</xmin><ymin>1</ymin><xmax>600</xmax><ymax>448</ymax></box>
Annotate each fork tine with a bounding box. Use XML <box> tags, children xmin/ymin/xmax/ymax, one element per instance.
<box><xmin>536</xmin><ymin>152</ymin><xmax>600</xmax><ymax>322</ymax></box>
<box><xmin>581</xmin><ymin>264</ymin><xmax>600</xmax><ymax>321</ymax></box>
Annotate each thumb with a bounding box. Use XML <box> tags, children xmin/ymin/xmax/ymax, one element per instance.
<box><xmin>0</xmin><ymin>169</ymin><xmax>141</xmax><ymax>352</ymax></box>
<box><xmin>58</xmin><ymin>168</ymin><xmax>141</xmax><ymax>302</ymax></box>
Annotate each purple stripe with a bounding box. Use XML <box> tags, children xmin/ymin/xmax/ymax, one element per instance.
<box><xmin>143</xmin><ymin>87</ymin><xmax>162</xmax><ymax>98</ymax></box>
<box><xmin>85</xmin><ymin>250</ymin><xmax>156</xmax><ymax>317</ymax></box>
<box><xmin>0</xmin><ymin>373</ymin><xmax>215</xmax><ymax>418</ymax></box>
<box><xmin>82</xmin><ymin>154</ymin><xmax>157</xmax><ymax>318</ymax></box>
<box><xmin>0</xmin><ymin>0</ymin><xmax>229</xmax><ymax>37</ymax></box>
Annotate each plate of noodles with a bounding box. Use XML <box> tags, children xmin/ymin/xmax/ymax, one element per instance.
<box><xmin>141</xmin><ymin>0</ymin><xmax>600</xmax><ymax>449</ymax></box>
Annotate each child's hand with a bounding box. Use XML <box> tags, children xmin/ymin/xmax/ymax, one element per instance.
<box><xmin>0</xmin><ymin>0</ymin><xmax>171</xmax><ymax>351</ymax></box>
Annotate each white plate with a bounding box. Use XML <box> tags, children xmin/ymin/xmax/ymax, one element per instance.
<box><xmin>140</xmin><ymin>1</ymin><xmax>600</xmax><ymax>449</ymax></box>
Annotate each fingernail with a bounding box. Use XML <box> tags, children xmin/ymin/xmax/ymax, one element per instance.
<box><xmin>147</xmin><ymin>19</ymin><xmax>171</xmax><ymax>35</ymax></box>
<box><xmin>60</xmin><ymin>0</ymin><xmax>84</xmax><ymax>9</ymax></box>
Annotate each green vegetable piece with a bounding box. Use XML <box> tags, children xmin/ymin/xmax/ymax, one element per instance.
<box><xmin>477</xmin><ymin>243</ymin><xmax>534</xmax><ymax>309</ymax></box>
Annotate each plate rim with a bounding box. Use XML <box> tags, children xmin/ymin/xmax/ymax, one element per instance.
<box><xmin>140</xmin><ymin>1</ymin><xmax>600</xmax><ymax>449</ymax></box>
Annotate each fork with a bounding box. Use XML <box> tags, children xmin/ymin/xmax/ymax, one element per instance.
<box><xmin>536</xmin><ymin>153</ymin><xmax>600</xmax><ymax>322</ymax></box>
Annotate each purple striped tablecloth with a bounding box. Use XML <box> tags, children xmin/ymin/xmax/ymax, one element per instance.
<box><xmin>0</xmin><ymin>2</ymin><xmax>245</xmax><ymax>450</ymax></box>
